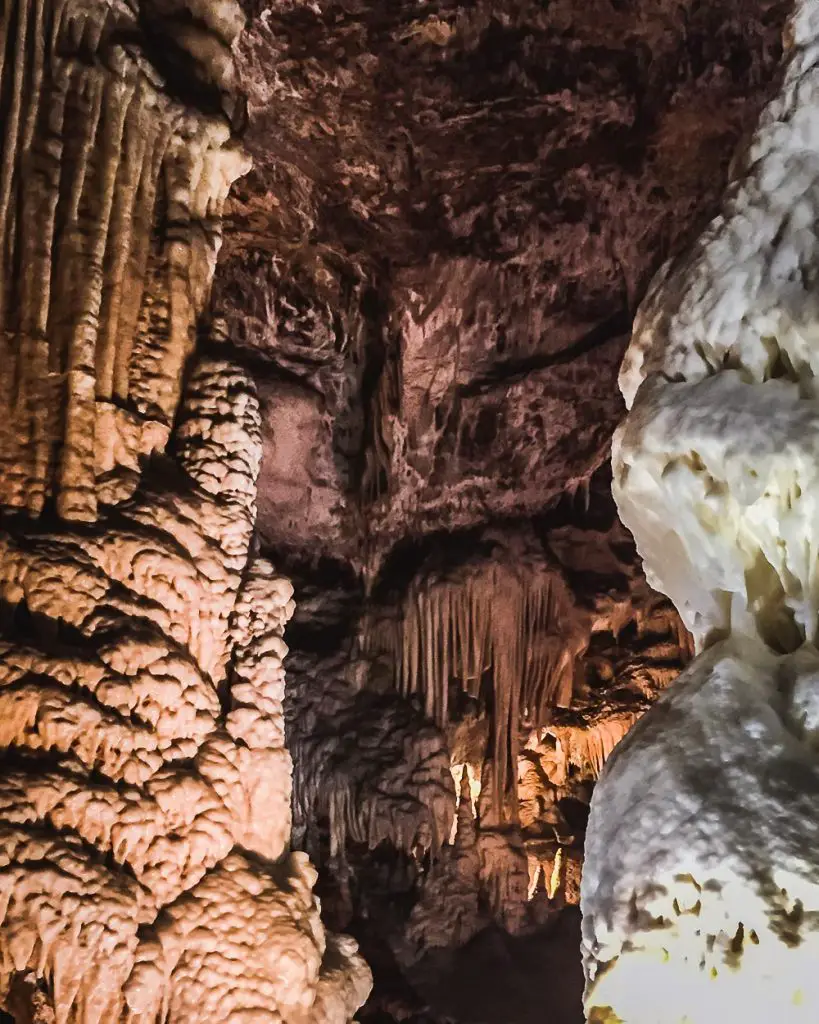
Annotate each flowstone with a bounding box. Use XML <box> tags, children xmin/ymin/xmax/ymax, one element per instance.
<box><xmin>581</xmin><ymin>0</ymin><xmax>819</xmax><ymax>1020</ymax></box>
<box><xmin>0</xmin><ymin>0</ymin><xmax>372</xmax><ymax>1015</ymax></box>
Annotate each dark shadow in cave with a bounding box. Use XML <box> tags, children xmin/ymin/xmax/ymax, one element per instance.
<box><xmin>405</xmin><ymin>911</ymin><xmax>585</xmax><ymax>1024</ymax></box>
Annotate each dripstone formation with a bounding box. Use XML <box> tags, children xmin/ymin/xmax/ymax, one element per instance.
<box><xmin>582</xmin><ymin>0</ymin><xmax>819</xmax><ymax>1020</ymax></box>
<box><xmin>0</xmin><ymin>0</ymin><xmax>801</xmax><ymax>1018</ymax></box>
<box><xmin>0</xmin><ymin>0</ymin><xmax>370</xmax><ymax>1019</ymax></box>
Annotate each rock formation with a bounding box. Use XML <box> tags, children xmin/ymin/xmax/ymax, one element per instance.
<box><xmin>212</xmin><ymin>27</ymin><xmax>785</xmax><ymax>1011</ymax></box>
<box><xmin>582</xmin><ymin>0</ymin><xmax>819</xmax><ymax>1019</ymax></box>
<box><xmin>282</xmin><ymin>496</ymin><xmax>695</xmax><ymax>1011</ymax></box>
<box><xmin>0</xmin><ymin>0</ymin><xmax>247</xmax><ymax>521</ymax></box>
<box><xmin>0</xmin><ymin>0</ymin><xmax>800</xmax><ymax>1016</ymax></box>
<box><xmin>0</xmin><ymin>0</ymin><xmax>371</xmax><ymax>1018</ymax></box>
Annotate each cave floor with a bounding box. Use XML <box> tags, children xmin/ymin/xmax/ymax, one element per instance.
<box><xmin>358</xmin><ymin>909</ymin><xmax>585</xmax><ymax>1024</ymax></box>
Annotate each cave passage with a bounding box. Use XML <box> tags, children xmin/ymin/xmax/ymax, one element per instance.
<box><xmin>0</xmin><ymin>0</ymin><xmax>798</xmax><ymax>1020</ymax></box>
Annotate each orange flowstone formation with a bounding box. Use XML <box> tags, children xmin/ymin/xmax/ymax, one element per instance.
<box><xmin>0</xmin><ymin>0</ymin><xmax>372</xmax><ymax>1018</ymax></box>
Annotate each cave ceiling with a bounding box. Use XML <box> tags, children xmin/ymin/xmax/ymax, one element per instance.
<box><xmin>214</xmin><ymin>0</ymin><xmax>787</xmax><ymax>577</ymax></box>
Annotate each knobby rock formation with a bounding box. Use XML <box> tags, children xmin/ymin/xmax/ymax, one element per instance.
<box><xmin>0</xmin><ymin>0</ymin><xmax>371</xmax><ymax>1019</ymax></box>
<box><xmin>0</xmin><ymin>0</ymin><xmax>801</xmax><ymax>1017</ymax></box>
<box><xmin>582</xmin><ymin>0</ymin><xmax>819</xmax><ymax>1020</ymax></box>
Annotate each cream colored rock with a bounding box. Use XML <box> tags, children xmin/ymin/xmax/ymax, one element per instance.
<box><xmin>585</xmin><ymin>0</ymin><xmax>819</xmax><ymax>1019</ymax></box>
<box><xmin>0</xmin><ymin>0</ymin><xmax>250</xmax><ymax>522</ymax></box>
<box><xmin>124</xmin><ymin>851</ymin><xmax>370</xmax><ymax>1024</ymax></box>
<box><xmin>613</xmin><ymin>0</ymin><xmax>819</xmax><ymax>650</ymax></box>
<box><xmin>613</xmin><ymin>371</ymin><xmax>819</xmax><ymax>650</ymax></box>
<box><xmin>0</xmin><ymin>357</ymin><xmax>371</xmax><ymax>1022</ymax></box>
<box><xmin>582</xmin><ymin>638</ymin><xmax>819</xmax><ymax>1024</ymax></box>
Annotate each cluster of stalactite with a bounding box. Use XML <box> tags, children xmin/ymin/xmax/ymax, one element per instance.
<box><xmin>330</xmin><ymin>522</ymin><xmax>695</xmax><ymax>949</ymax></box>
<box><xmin>550</xmin><ymin>593</ymin><xmax>694</xmax><ymax>777</ymax></box>
<box><xmin>0</xmin><ymin>0</ymin><xmax>248</xmax><ymax>522</ymax></box>
<box><xmin>315</xmin><ymin>568</ymin><xmax>689</xmax><ymax>951</ymax></box>
<box><xmin>363</xmin><ymin>554</ymin><xmax>584</xmax><ymax>818</ymax></box>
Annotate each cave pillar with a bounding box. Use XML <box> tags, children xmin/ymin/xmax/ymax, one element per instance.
<box><xmin>581</xmin><ymin>1</ymin><xmax>819</xmax><ymax>1020</ymax></box>
<box><xmin>0</xmin><ymin>0</ymin><xmax>371</xmax><ymax>1019</ymax></box>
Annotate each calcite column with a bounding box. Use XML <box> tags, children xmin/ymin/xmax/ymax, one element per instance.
<box><xmin>0</xmin><ymin>0</ymin><xmax>371</xmax><ymax>1019</ymax></box>
<box><xmin>581</xmin><ymin>1</ymin><xmax>819</xmax><ymax>1021</ymax></box>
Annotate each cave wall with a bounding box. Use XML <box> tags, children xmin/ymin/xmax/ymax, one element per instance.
<box><xmin>211</xmin><ymin>0</ymin><xmax>791</xmax><ymax>1019</ymax></box>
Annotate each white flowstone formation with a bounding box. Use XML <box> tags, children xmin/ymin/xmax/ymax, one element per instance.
<box><xmin>581</xmin><ymin>0</ymin><xmax>819</xmax><ymax>1020</ymax></box>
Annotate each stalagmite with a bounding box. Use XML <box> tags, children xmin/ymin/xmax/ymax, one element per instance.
<box><xmin>0</xmin><ymin>0</ymin><xmax>372</xmax><ymax>1017</ymax></box>
<box><xmin>0</xmin><ymin>355</ymin><xmax>372</xmax><ymax>1022</ymax></box>
<box><xmin>582</xmin><ymin>1</ymin><xmax>819</xmax><ymax>1019</ymax></box>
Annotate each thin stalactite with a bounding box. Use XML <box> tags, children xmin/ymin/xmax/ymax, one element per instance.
<box><xmin>367</xmin><ymin>560</ymin><xmax>583</xmax><ymax>820</ymax></box>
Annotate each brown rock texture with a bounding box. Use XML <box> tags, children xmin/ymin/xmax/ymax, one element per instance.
<box><xmin>0</xmin><ymin>350</ymin><xmax>371</xmax><ymax>1021</ymax></box>
<box><xmin>0</xmin><ymin>0</ymin><xmax>797</xmax><ymax>1019</ymax></box>
<box><xmin>209</xmin><ymin>0</ymin><xmax>791</xmax><ymax>1019</ymax></box>
<box><xmin>217</xmin><ymin>0</ymin><xmax>788</xmax><ymax>567</ymax></box>
<box><xmin>0</xmin><ymin>0</ymin><xmax>248</xmax><ymax>520</ymax></box>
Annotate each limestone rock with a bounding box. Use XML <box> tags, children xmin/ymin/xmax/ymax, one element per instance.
<box><xmin>582</xmin><ymin>637</ymin><xmax>819</xmax><ymax>1023</ymax></box>
<box><xmin>0</xmin><ymin>357</ymin><xmax>371</xmax><ymax>1022</ymax></box>
<box><xmin>584</xmin><ymin>1</ymin><xmax>819</xmax><ymax>1020</ymax></box>
<box><xmin>0</xmin><ymin>0</ymin><xmax>250</xmax><ymax>521</ymax></box>
<box><xmin>0</xmin><ymin>0</ymin><xmax>371</xmax><ymax>1013</ymax></box>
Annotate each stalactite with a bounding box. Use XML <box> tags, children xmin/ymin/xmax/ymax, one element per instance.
<box><xmin>365</xmin><ymin>557</ymin><xmax>583</xmax><ymax>818</ymax></box>
<box><xmin>287</xmin><ymin>651</ymin><xmax>456</xmax><ymax>862</ymax></box>
<box><xmin>0</xmin><ymin>0</ymin><xmax>249</xmax><ymax>522</ymax></box>
<box><xmin>550</xmin><ymin>715</ymin><xmax>641</xmax><ymax>778</ymax></box>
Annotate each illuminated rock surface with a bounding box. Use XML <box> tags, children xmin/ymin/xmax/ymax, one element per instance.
<box><xmin>583</xmin><ymin>1</ymin><xmax>819</xmax><ymax>1020</ymax></box>
<box><xmin>583</xmin><ymin>637</ymin><xmax>819</xmax><ymax>1023</ymax></box>
<box><xmin>0</xmin><ymin>351</ymin><xmax>371</xmax><ymax>1021</ymax></box>
<box><xmin>0</xmin><ymin>0</ymin><xmax>370</xmax><ymax>1017</ymax></box>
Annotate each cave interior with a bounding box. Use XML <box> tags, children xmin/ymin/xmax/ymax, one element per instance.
<box><xmin>0</xmin><ymin>0</ymin><xmax>809</xmax><ymax>1020</ymax></box>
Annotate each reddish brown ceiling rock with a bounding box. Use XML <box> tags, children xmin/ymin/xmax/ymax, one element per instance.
<box><xmin>214</xmin><ymin>0</ymin><xmax>787</xmax><ymax>568</ymax></box>
<box><xmin>363</xmin><ymin>259</ymin><xmax>629</xmax><ymax>553</ymax></box>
